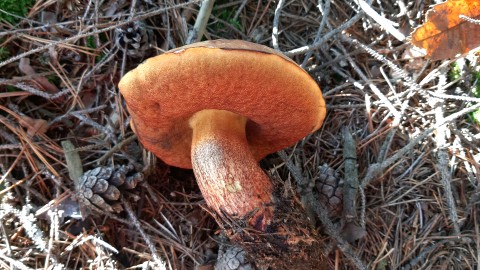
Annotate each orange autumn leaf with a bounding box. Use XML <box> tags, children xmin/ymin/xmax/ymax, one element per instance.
<box><xmin>410</xmin><ymin>0</ymin><xmax>480</xmax><ymax>60</ymax></box>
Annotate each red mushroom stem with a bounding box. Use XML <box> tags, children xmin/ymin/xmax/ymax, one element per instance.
<box><xmin>189</xmin><ymin>109</ymin><xmax>273</xmax><ymax>229</ymax></box>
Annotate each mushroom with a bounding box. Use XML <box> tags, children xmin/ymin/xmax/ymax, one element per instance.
<box><xmin>119</xmin><ymin>39</ymin><xmax>326</xmax><ymax>229</ymax></box>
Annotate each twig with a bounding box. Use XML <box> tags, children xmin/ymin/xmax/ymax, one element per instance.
<box><xmin>0</xmin><ymin>1</ymin><xmax>200</xmax><ymax>68</ymax></box>
<box><xmin>335</xmin><ymin>38</ymin><xmax>402</xmax><ymax>125</ymax></box>
<box><xmin>70</xmin><ymin>112</ymin><xmax>115</xmax><ymax>142</ymax></box>
<box><xmin>272</xmin><ymin>0</ymin><xmax>285</xmax><ymax>51</ymax></box>
<box><xmin>233</xmin><ymin>0</ymin><xmax>249</xmax><ymax>21</ymax></box>
<box><xmin>394</xmin><ymin>152</ymin><xmax>426</xmax><ymax>181</ymax></box>
<box><xmin>121</xmin><ymin>196</ymin><xmax>167</xmax><ymax>269</ymax></box>
<box><xmin>186</xmin><ymin>0</ymin><xmax>216</xmax><ymax>44</ymax></box>
<box><xmin>0</xmin><ymin>80</ymin><xmax>70</xmax><ymax>100</ymax></box>
<box><xmin>50</xmin><ymin>105</ymin><xmax>107</xmax><ymax>125</ymax></box>
<box><xmin>0</xmin><ymin>251</ymin><xmax>34</xmax><ymax>270</ymax></box>
<box><xmin>9</xmin><ymin>204</ymin><xmax>48</xmax><ymax>251</ymax></box>
<box><xmin>301</xmin><ymin>0</ymin><xmax>331</xmax><ymax>67</ymax></box>
<box><xmin>64</xmin><ymin>234</ymin><xmax>119</xmax><ymax>254</ymax></box>
<box><xmin>285</xmin><ymin>12</ymin><xmax>364</xmax><ymax>56</ymax></box>
<box><xmin>361</xmin><ymin>102</ymin><xmax>480</xmax><ymax>187</ymax></box>
<box><xmin>401</xmin><ymin>240</ymin><xmax>448</xmax><ymax>270</ymax></box>
<box><xmin>342</xmin><ymin>127</ymin><xmax>359</xmax><ymax>222</ymax></box>
<box><xmin>354</xmin><ymin>0</ymin><xmax>405</xmax><ymax>41</ymax></box>
<box><xmin>278</xmin><ymin>151</ymin><xmax>367</xmax><ymax>269</ymax></box>
<box><xmin>45</xmin><ymin>210</ymin><xmax>60</xmax><ymax>269</ymax></box>
<box><xmin>376</xmin><ymin>128</ymin><xmax>397</xmax><ymax>163</ymax></box>
<box><xmin>0</xmin><ymin>219</ymin><xmax>13</xmax><ymax>269</ymax></box>
<box><xmin>431</xmin><ymin>69</ymin><xmax>460</xmax><ymax>235</ymax></box>
<box><xmin>436</xmin><ymin>148</ymin><xmax>461</xmax><ymax>234</ymax></box>
<box><xmin>96</xmin><ymin>134</ymin><xmax>138</xmax><ymax>164</ymax></box>
<box><xmin>340</xmin><ymin>36</ymin><xmax>418</xmax><ymax>89</ymax></box>
<box><xmin>427</xmin><ymin>90</ymin><xmax>480</xmax><ymax>103</ymax></box>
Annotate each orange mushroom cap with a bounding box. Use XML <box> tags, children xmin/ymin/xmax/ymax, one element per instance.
<box><xmin>119</xmin><ymin>39</ymin><xmax>326</xmax><ymax>169</ymax></box>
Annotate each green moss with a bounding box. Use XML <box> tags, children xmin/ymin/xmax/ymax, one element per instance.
<box><xmin>86</xmin><ymin>35</ymin><xmax>106</xmax><ymax>63</ymax></box>
<box><xmin>473</xmin><ymin>72</ymin><xmax>480</xmax><ymax>125</ymax></box>
<box><xmin>47</xmin><ymin>75</ymin><xmax>61</xmax><ymax>88</ymax></box>
<box><xmin>0</xmin><ymin>0</ymin><xmax>35</xmax><ymax>24</ymax></box>
<box><xmin>449</xmin><ymin>60</ymin><xmax>480</xmax><ymax>125</ymax></box>
<box><xmin>0</xmin><ymin>46</ymin><xmax>10</xmax><ymax>61</ymax></box>
<box><xmin>448</xmin><ymin>62</ymin><xmax>461</xmax><ymax>82</ymax></box>
<box><xmin>212</xmin><ymin>2</ymin><xmax>243</xmax><ymax>32</ymax></box>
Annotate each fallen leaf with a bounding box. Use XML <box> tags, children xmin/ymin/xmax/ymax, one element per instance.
<box><xmin>410</xmin><ymin>0</ymin><xmax>480</xmax><ymax>60</ymax></box>
<box><xmin>19</xmin><ymin>115</ymin><xmax>49</xmax><ymax>136</ymax></box>
<box><xmin>19</xmin><ymin>58</ymin><xmax>60</xmax><ymax>94</ymax></box>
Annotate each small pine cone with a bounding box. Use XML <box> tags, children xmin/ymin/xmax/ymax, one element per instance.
<box><xmin>316</xmin><ymin>164</ymin><xmax>343</xmax><ymax>217</ymax></box>
<box><xmin>76</xmin><ymin>164</ymin><xmax>144</xmax><ymax>214</ymax></box>
<box><xmin>115</xmin><ymin>21</ymin><xmax>153</xmax><ymax>58</ymax></box>
<box><xmin>215</xmin><ymin>245</ymin><xmax>254</xmax><ymax>270</ymax></box>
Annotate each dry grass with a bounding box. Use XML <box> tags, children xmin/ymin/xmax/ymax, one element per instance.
<box><xmin>0</xmin><ymin>0</ymin><xmax>479</xmax><ymax>269</ymax></box>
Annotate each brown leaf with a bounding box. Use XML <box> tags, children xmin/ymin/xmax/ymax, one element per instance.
<box><xmin>410</xmin><ymin>0</ymin><xmax>480</xmax><ymax>60</ymax></box>
<box><xmin>19</xmin><ymin>115</ymin><xmax>49</xmax><ymax>136</ymax></box>
<box><xmin>19</xmin><ymin>58</ymin><xmax>60</xmax><ymax>94</ymax></box>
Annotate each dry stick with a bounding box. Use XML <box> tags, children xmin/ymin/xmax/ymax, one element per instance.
<box><xmin>427</xmin><ymin>90</ymin><xmax>480</xmax><ymax>103</ymax></box>
<box><xmin>50</xmin><ymin>105</ymin><xmax>107</xmax><ymax>125</ymax></box>
<box><xmin>0</xmin><ymin>252</ymin><xmax>34</xmax><ymax>270</ymax></box>
<box><xmin>394</xmin><ymin>152</ymin><xmax>426</xmax><ymax>181</ymax></box>
<box><xmin>120</xmin><ymin>196</ymin><xmax>167</xmax><ymax>270</ymax></box>
<box><xmin>301</xmin><ymin>0</ymin><xmax>331</xmax><ymax>68</ymax></box>
<box><xmin>79</xmin><ymin>48</ymin><xmax>119</xmax><ymax>91</ymax></box>
<box><xmin>96</xmin><ymin>134</ymin><xmax>138</xmax><ymax>164</ymax></box>
<box><xmin>341</xmin><ymin>36</ymin><xmax>416</xmax><ymax>88</ymax></box>
<box><xmin>1</xmin><ymin>81</ymin><xmax>70</xmax><ymax>100</ymax></box>
<box><xmin>45</xmin><ymin>210</ymin><xmax>60</xmax><ymax>269</ymax></box>
<box><xmin>232</xmin><ymin>0</ymin><xmax>249</xmax><ymax>21</ymax></box>
<box><xmin>401</xmin><ymin>240</ymin><xmax>449</xmax><ymax>270</ymax></box>
<box><xmin>361</xmin><ymin>102</ymin><xmax>480</xmax><ymax>188</ymax></box>
<box><xmin>285</xmin><ymin>11</ymin><xmax>364</xmax><ymax>57</ymax></box>
<box><xmin>354</xmin><ymin>0</ymin><xmax>405</xmax><ymax>41</ymax></box>
<box><xmin>0</xmin><ymin>220</ymin><xmax>13</xmax><ymax>270</ymax></box>
<box><xmin>271</xmin><ymin>0</ymin><xmax>285</xmax><ymax>51</ymax></box>
<box><xmin>335</xmin><ymin>39</ymin><xmax>402</xmax><ymax>125</ymax></box>
<box><xmin>377</xmin><ymin>127</ymin><xmax>398</xmax><ymax>163</ymax></box>
<box><xmin>70</xmin><ymin>112</ymin><xmax>116</xmax><ymax>142</ymax></box>
<box><xmin>342</xmin><ymin>127</ymin><xmax>359</xmax><ymax>223</ymax></box>
<box><xmin>452</xmin><ymin>132</ymin><xmax>478</xmax><ymax>185</ymax></box>
<box><xmin>0</xmin><ymin>1</ymin><xmax>200</xmax><ymax>68</ymax></box>
<box><xmin>278</xmin><ymin>151</ymin><xmax>367</xmax><ymax>270</ymax></box>
<box><xmin>432</xmin><ymin>69</ymin><xmax>461</xmax><ymax>235</ymax></box>
<box><xmin>186</xmin><ymin>0</ymin><xmax>216</xmax><ymax>44</ymax></box>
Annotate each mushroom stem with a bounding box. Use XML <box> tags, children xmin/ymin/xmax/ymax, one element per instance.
<box><xmin>189</xmin><ymin>109</ymin><xmax>273</xmax><ymax>229</ymax></box>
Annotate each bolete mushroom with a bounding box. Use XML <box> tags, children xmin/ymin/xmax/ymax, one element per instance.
<box><xmin>119</xmin><ymin>39</ymin><xmax>325</xmax><ymax>229</ymax></box>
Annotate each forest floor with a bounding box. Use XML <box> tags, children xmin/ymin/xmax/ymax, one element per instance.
<box><xmin>0</xmin><ymin>0</ymin><xmax>479</xmax><ymax>269</ymax></box>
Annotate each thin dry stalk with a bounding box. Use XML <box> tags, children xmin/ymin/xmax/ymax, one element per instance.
<box><xmin>186</xmin><ymin>0</ymin><xmax>216</xmax><ymax>44</ymax></box>
<box><xmin>342</xmin><ymin>127</ymin><xmax>359</xmax><ymax>222</ymax></box>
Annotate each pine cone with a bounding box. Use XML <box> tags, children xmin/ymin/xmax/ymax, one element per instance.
<box><xmin>316</xmin><ymin>164</ymin><xmax>343</xmax><ymax>217</ymax></box>
<box><xmin>76</xmin><ymin>164</ymin><xmax>143</xmax><ymax>214</ymax></box>
<box><xmin>115</xmin><ymin>21</ymin><xmax>153</xmax><ymax>58</ymax></box>
<box><xmin>215</xmin><ymin>245</ymin><xmax>254</xmax><ymax>270</ymax></box>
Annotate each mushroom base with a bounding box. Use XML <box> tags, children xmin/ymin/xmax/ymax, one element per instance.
<box><xmin>189</xmin><ymin>109</ymin><xmax>273</xmax><ymax>229</ymax></box>
<box><xmin>228</xmin><ymin>173</ymin><xmax>329</xmax><ymax>269</ymax></box>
